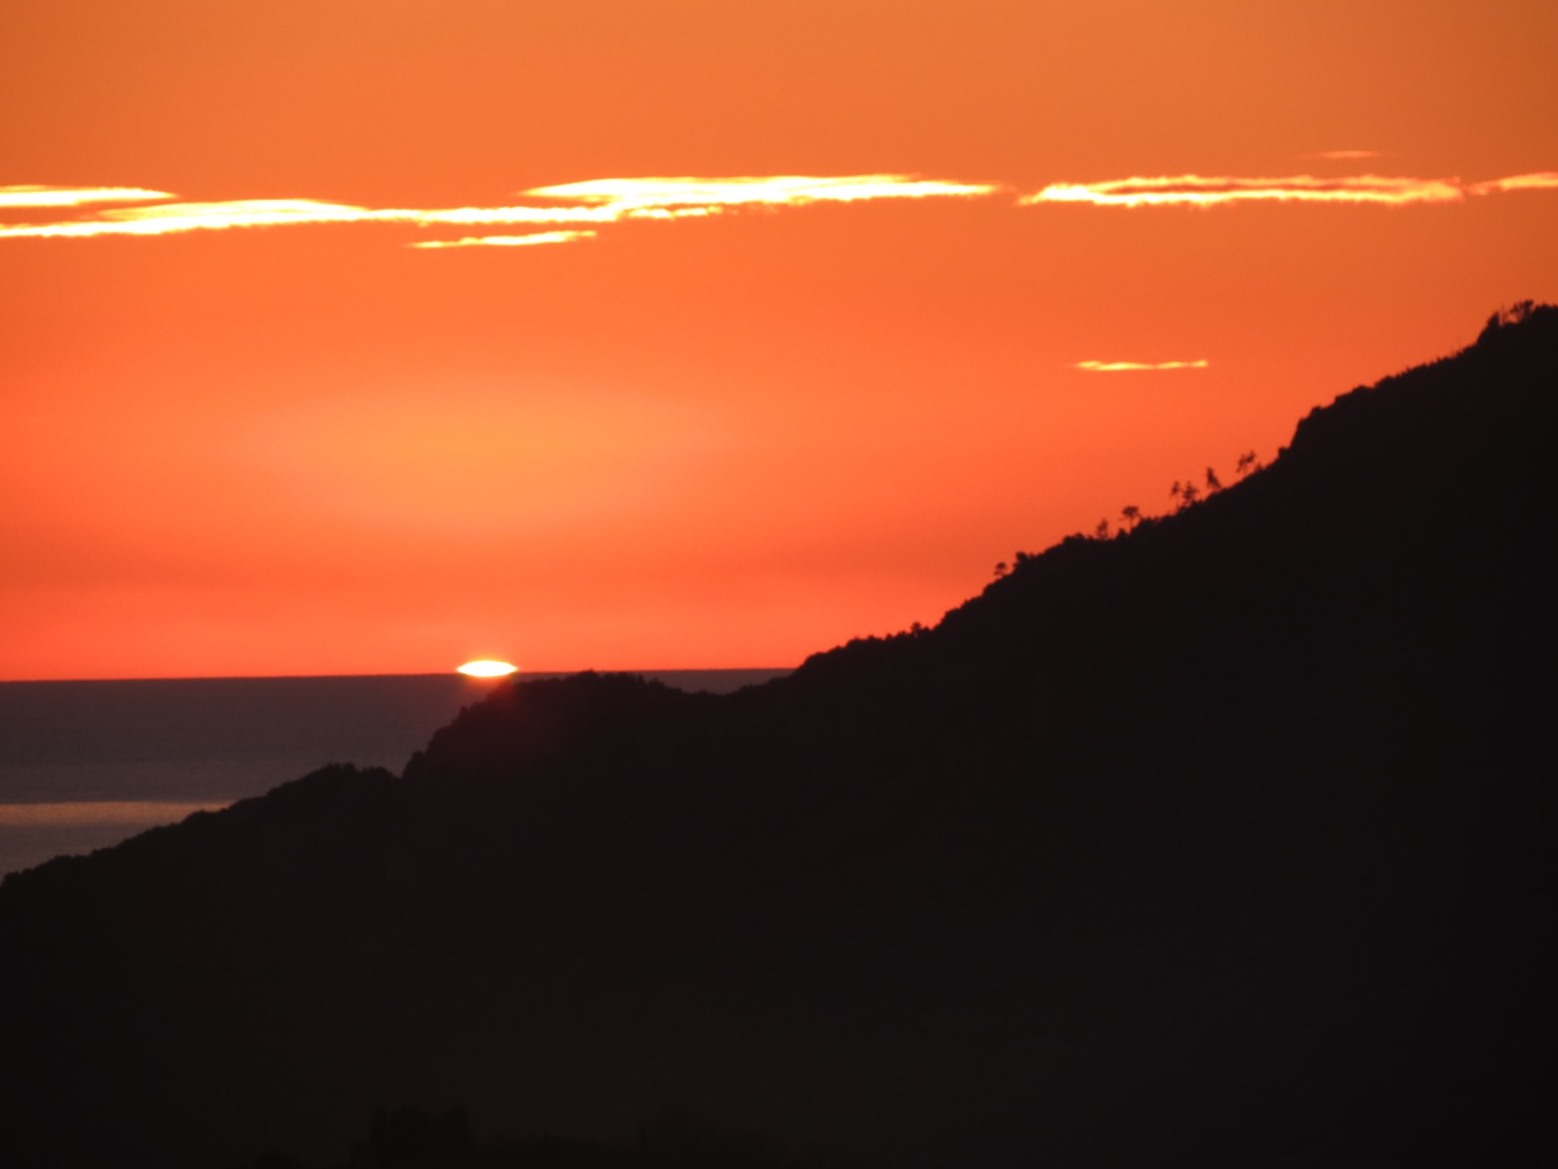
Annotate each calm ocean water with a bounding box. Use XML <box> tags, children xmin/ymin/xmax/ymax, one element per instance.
<box><xmin>0</xmin><ymin>669</ymin><xmax>788</xmax><ymax>879</ymax></box>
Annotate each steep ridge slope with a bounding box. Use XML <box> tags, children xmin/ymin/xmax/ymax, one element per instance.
<box><xmin>1</xmin><ymin>307</ymin><xmax>1554</xmax><ymax>1169</ymax></box>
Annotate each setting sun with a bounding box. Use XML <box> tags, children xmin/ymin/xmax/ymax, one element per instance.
<box><xmin>456</xmin><ymin>660</ymin><xmax>518</xmax><ymax>678</ymax></box>
<box><xmin>454</xmin><ymin>663</ymin><xmax>520</xmax><ymax>682</ymax></box>
<box><xmin>454</xmin><ymin>660</ymin><xmax>520</xmax><ymax>676</ymax></box>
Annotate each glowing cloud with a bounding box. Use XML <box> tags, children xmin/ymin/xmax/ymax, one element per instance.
<box><xmin>527</xmin><ymin>175</ymin><xmax>1002</xmax><ymax>210</ymax></box>
<box><xmin>6</xmin><ymin>169</ymin><xmax>1545</xmax><ymax>245</ymax></box>
<box><xmin>0</xmin><ymin>174</ymin><xmax>997</xmax><ymax>247</ymax></box>
<box><xmin>384</xmin><ymin>204</ymin><xmax>633</xmax><ymax>228</ymax></box>
<box><xmin>1467</xmin><ymin>171</ymin><xmax>1558</xmax><ymax>195</ymax></box>
<box><xmin>0</xmin><ymin>198</ymin><xmax>623</xmax><ymax>241</ymax></box>
<box><xmin>1076</xmin><ymin>359</ymin><xmax>1210</xmax><ymax>372</ymax></box>
<box><xmin>409</xmin><ymin>230</ymin><xmax>598</xmax><ymax>249</ymax></box>
<box><xmin>0</xmin><ymin>185</ymin><xmax>174</xmax><ymax>209</ymax></box>
<box><xmin>1024</xmin><ymin>175</ymin><xmax>1466</xmax><ymax>208</ymax></box>
<box><xmin>0</xmin><ymin>198</ymin><xmax>374</xmax><ymax>239</ymax></box>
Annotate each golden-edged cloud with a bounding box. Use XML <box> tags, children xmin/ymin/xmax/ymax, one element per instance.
<box><xmin>528</xmin><ymin>175</ymin><xmax>1001</xmax><ymax>209</ymax></box>
<box><xmin>1024</xmin><ymin>170</ymin><xmax>1558</xmax><ymax>209</ymax></box>
<box><xmin>1466</xmin><ymin>171</ymin><xmax>1558</xmax><ymax>195</ymax></box>
<box><xmin>1076</xmin><ymin>359</ymin><xmax>1209</xmax><ymax>372</ymax></box>
<box><xmin>0</xmin><ymin>199</ymin><xmax>374</xmax><ymax>238</ymax></box>
<box><xmin>1025</xmin><ymin>175</ymin><xmax>1466</xmax><ymax>208</ymax></box>
<box><xmin>4</xmin><ymin>168</ymin><xmax>1549</xmax><ymax>248</ymax></box>
<box><xmin>0</xmin><ymin>185</ymin><xmax>173</xmax><ymax>209</ymax></box>
<box><xmin>0</xmin><ymin>175</ymin><xmax>1000</xmax><ymax>248</ymax></box>
<box><xmin>0</xmin><ymin>198</ymin><xmax>613</xmax><ymax>240</ymax></box>
<box><xmin>409</xmin><ymin>231</ymin><xmax>598</xmax><ymax>250</ymax></box>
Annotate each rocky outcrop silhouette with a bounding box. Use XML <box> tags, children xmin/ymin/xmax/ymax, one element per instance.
<box><xmin>1</xmin><ymin>307</ymin><xmax>1554</xmax><ymax>1169</ymax></box>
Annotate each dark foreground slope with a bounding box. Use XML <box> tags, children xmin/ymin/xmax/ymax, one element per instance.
<box><xmin>3</xmin><ymin>308</ymin><xmax>1555</xmax><ymax>1169</ymax></box>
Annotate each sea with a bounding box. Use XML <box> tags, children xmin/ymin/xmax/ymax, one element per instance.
<box><xmin>0</xmin><ymin>669</ymin><xmax>789</xmax><ymax>880</ymax></box>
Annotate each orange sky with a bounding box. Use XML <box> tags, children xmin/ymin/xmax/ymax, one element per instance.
<box><xmin>3</xmin><ymin>0</ymin><xmax>1556</xmax><ymax>680</ymax></box>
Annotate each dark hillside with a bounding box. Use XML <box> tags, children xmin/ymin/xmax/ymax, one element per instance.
<box><xmin>2</xmin><ymin>306</ymin><xmax>1554</xmax><ymax>1169</ymax></box>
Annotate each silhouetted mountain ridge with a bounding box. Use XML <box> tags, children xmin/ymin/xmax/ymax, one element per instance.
<box><xmin>2</xmin><ymin>306</ymin><xmax>1554</xmax><ymax>1169</ymax></box>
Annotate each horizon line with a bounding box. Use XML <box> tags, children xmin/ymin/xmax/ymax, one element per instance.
<box><xmin>0</xmin><ymin>666</ymin><xmax>799</xmax><ymax>686</ymax></box>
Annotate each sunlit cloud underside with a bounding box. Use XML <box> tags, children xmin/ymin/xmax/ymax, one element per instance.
<box><xmin>410</xmin><ymin>230</ymin><xmax>598</xmax><ymax>249</ymax></box>
<box><xmin>528</xmin><ymin>175</ymin><xmax>1001</xmax><ymax>207</ymax></box>
<box><xmin>2</xmin><ymin>169</ymin><xmax>1551</xmax><ymax>247</ymax></box>
<box><xmin>1467</xmin><ymin>172</ymin><xmax>1558</xmax><ymax>195</ymax></box>
<box><xmin>1023</xmin><ymin>172</ymin><xmax>1558</xmax><ymax>208</ymax></box>
<box><xmin>1076</xmin><ymin>359</ymin><xmax>1210</xmax><ymax>372</ymax></box>
<box><xmin>0</xmin><ymin>185</ymin><xmax>173</xmax><ymax>209</ymax></box>
<box><xmin>0</xmin><ymin>197</ymin><xmax>663</xmax><ymax>240</ymax></box>
<box><xmin>0</xmin><ymin>176</ymin><xmax>1000</xmax><ymax>247</ymax></box>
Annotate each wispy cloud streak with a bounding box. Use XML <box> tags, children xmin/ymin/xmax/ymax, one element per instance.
<box><xmin>1025</xmin><ymin>170</ymin><xmax>1558</xmax><ymax>209</ymax></box>
<box><xmin>0</xmin><ymin>174</ymin><xmax>1000</xmax><ymax>247</ymax></box>
<box><xmin>410</xmin><ymin>231</ymin><xmax>597</xmax><ymax>249</ymax></box>
<box><xmin>0</xmin><ymin>199</ymin><xmax>376</xmax><ymax>238</ymax></box>
<box><xmin>0</xmin><ymin>185</ymin><xmax>173</xmax><ymax>210</ymax></box>
<box><xmin>1025</xmin><ymin>175</ymin><xmax>1466</xmax><ymax>208</ymax></box>
<box><xmin>5</xmin><ymin>168</ymin><xmax>1547</xmax><ymax>246</ymax></box>
<box><xmin>1466</xmin><ymin>171</ymin><xmax>1558</xmax><ymax>195</ymax></box>
<box><xmin>0</xmin><ymin>199</ymin><xmax>619</xmax><ymax>240</ymax></box>
<box><xmin>527</xmin><ymin>175</ymin><xmax>1000</xmax><ymax>209</ymax></box>
<box><xmin>1076</xmin><ymin>359</ymin><xmax>1209</xmax><ymax>372</ymax></box>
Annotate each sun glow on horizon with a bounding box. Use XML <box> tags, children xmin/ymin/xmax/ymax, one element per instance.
<box><xmin>457</xmin><ymin>659</ymin><xmax>519</xmax><ymax>678</ymax></box>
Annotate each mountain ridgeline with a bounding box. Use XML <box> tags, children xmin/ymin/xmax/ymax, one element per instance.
<box><xmin>2</xmin><ymin>307</ymin><xmax>1554</xmax><ymax>1169</ymax></box>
